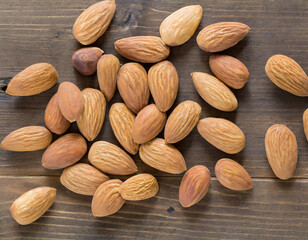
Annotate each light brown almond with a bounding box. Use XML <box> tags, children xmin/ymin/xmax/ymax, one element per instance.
<box><xmin>6</xmin><ymin>63</ymin><xmax>58</xmax><ymax>96</ymax></box>
<box><xmin>77</xmin><ymin>88</ymin><xmax>106</xmax><ymax>141</ymax></box>
<box><xmin>148</xmin><ymin>60</ymin><xmax>179</xmax><ymax>112</ymax></box>
<box><xmin>88</xmin><ymin>141</ymin><xmax>137</xmax><ymax>175</ymax></box>
<box><xmin>304</xmin><ymin>109</ymin><xmax>308</xmax><ymax>141</ymax></box>
<box><xmin>164</xmin><ymin>100</ymin><xmax>201</xmax><ymax>143</ymax></box>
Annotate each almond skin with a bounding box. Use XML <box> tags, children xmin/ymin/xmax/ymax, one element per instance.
<box><xmin>109</xmin><ymin>103</ymin><xmax>139</xmax><ymax>155</ymax></box>
<box><xmin>209</xmin><ymin>54</ymin><xmax>249</xmax><ymax>89</ymax></box>
<box><xmin>139</xmin><ymin>138</ymin><xmax>187</xmax><ymax>174</ymax></box>
<box><xmin>42</xmin><ymin>133</ymin><xmax>87</xmax><ymax>169</ymax></box>
<box><xmin>60</xmin><ymin>163</ymin><xmax>109</xmax><ymax>196</ymax></box>
<box><xmin>72</xmin><ymin>47</ymin><xmax>104</xmax><ymax>76</ymax></box>
<box><xmin>132</xmin><ymin>104</ymin><xmax>167</xmax><ymax>144</ymax></box>
<box><xmin>117</xmin><ymin>63</ymin><xmax>149</xmax><ymax>113</ymax></box>
<box><xmin>119</xmin><ymin>174</ymin><xmax>159</xmax><ymax>201</ymax></box>
<box><xmin>265</xmin><ymin>124</ymin><xmax>298</xmax><ymax>180</ymax></box>
<box><xmin>265</xmin><ymin>54</ymin><xmax>308</xmax><ymax>96</ymax></box>
<box><xmin>197</xmin><ymin>117</ymin><xmax>245</xmax><ymax>154</ymax></box>
<box><xmin>44</xmin><ymin>93</ymin><xmax>70</xmax><ymax>135</ymax></box>
<box><xmin>114</xmin><ymin>36</ymin><xmax>170</xmax><ymax>63</ymax></box>
<box><xmin>92</xmin><ymin>179</ymin><xmax>125</xmax><ymax>217</ymax></box>
<box><xmin>191</xmin><ymin>72</ymin><xmax>238</xmax><ymax>112</ymax></box>
<box><xmin>57</xmin><ymin>82</ymin><xmax>84</xmax><ymax>122</ymax></box>
<box><xmin>88</xmin><ymin>141</ymin><xmax>138</xmax><ymax>175</ymax></box>
<box><xmin>196</xmin><ymin>22</ymin><xmax>250</xmax><ymax>52</ymax></box>
<box><xmin>6</xmin><ymin>63</ymin><xmax>58</xmax><ymax>96</ymax></box>
<box><xmin>148</xmin><ymin>61</ymin><xmax>179</xmax><ymax>112</ymax></box>
<box><xmin>1</xmin><ymin>126</ymin><xmax>52</xmax><ymax>152</ymax></box>
<box><xmin>10</xmin><ymin>187</ymin><xmax>56</xmax><ymax>225</ymax></box>
<box><xmin>73</xmin><ymin>0</ymin><xmax>116</xmax><ymax>45</ymax></box>
<box><xmin>164</xmin><ymin>100</ymin><xmax>201</xmax><ymax>144</ymax></box>
<box><xmin>97</xmin><ymin>54</ymin><xmax>120</xmax><ymax>101</ymax></box>
<box><xmin>160</xmin><ymin>5</ymin><xmax>202</xmax><ymax>46</ymax></box>
<box><xmin>215</xmin><ymin>158</ymin><xmax>253</xmax><ymax>191</ymax></box>
<box><xmin>303</xmin><ymin>109</ymin><xmax>308</xmax><ymax>141</ymax></box>
<box><xmin>77</xmin><ymin>88</ymin><xmax>106</xmax><ymax>141</ymax></box>
<box><xmin>179</xmin><ymin>165</ymin><xmax>211</xmax><ymax>208</ymax></box>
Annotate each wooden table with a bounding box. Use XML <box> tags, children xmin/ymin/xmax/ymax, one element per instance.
<box><xmin>0</xmin><ymin>0</ymin><xmax>307</xmax><ymax>239</ymax></box>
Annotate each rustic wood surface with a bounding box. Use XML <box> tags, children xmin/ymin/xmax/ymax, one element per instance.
<box><xmin>0</xmin><ymin>0</ymin><xmax>307</xmax><ymax>239</ymax></box>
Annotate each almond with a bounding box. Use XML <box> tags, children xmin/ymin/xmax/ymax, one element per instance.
<box><xmin>197</xmin><ymin>117</ymin><xmax>245</xmax><ymax>154</ymax></box>
<box><xmin>88</xmin><ymin>141</ymin><xmax>137</xmax><ymax>175</ymax></box>
<box><xmin>1</xmin><ymin>126</ymin><xmax>52</xmax><ymax>152</ymax></box>
<box><xmin>60</xmin><ymin>163</ymin><xmax>109</xmax><ymax>196</ymax></box>
<box><xmin>97</xmin><ymin>54</ymin><xmax>120</xmax><ymax>101</ymax></box>
<box><xmin>42</xmin><ymin>133</ymin><xmax>87</xmax><ymax>169</ymax></box>
<box><xmin>139</xmin><ymin>138</ymin><xmax>186</xmax><ymax>174</ymax></box>
<box><xmin>148</xmin><ymin>60</ymin><xmax>179</xmax><ymax>112</ymax></box>
<box><xmin>179</xmin><ymin>165</ymin><xmax>210</xmax><ymax>208</ymax></box>
<box><xmin>119</xmin><ymin>174</ymin><xmax>159</xmax><ymax>201</ymax></box>
<box><xmin>132</xmin><ymin>104</ymin><xmax>167</xmax><ymax>144</ymax></box>
<box><xmin>117</xmin><ymin>63</ymin><xmax>149</xmax><ymax>113</ymax></box>
<box><xmin>265</xmin><ymin>124</ymin><xmax>298</xmax><ymax>180</ymax></box>
<box><xmin>72</xmin><ymin>47</ymin><xmax>104</xmax><ymax>76</ymax></box>
<box><xmin>57</xmin><ymin>82</ymin><xmax>84</xmax><ymax>122</ymax></box>
<box><xmin>209</xmin><ymin>54</ymin><xmax>249</xmax><ymax>89</ymax></box>
<box><xmin>164</xmin><ymin>100</ymin><xmax>201</xmax><ymax>143</ymax></box>
<box><xmin>92</xmin><ymin>179</ymin><xmax>125</xmax><ymax>217</ymax></box>
<box><xmin>160</xmin><ymin>5</ymin><xmax>202</xmax><ymax>46</ymax></box>
<box><xmin>303</xmin><ymin>109</ymin><xmax>308</xmax><ymax>141</ymax></box>
<box><xmin>77</xmin><ymin>88</ymin><xmax>106</xmax><ymax>141</ymax></box>
<box><xmin>10</xmin><ymin>187</ymin><xmax>56</xmax><ymax>225</ymax></box>
<box><xmin>196</xmin><ymin>22</ymin><xmax>250</xmax><ymax>52</ymax></box>
<box><xmin>215</xmin><ymin>158</ymin><xmax>253</xmax><ymax>191</ymax></box>
<box><xmin>73</xmin><ymin>0</ymin><xmax>116</xmax><ymax>45</ymax></box>
<box><xmin>114</xmin><ymin>36</ymin><xmax>170</xmax><ymax>63</ymax></box>
<box><xmin>6</xmin><ymin>63</ymin><xmax>58</xmax><ymax>96</ymax></box>
<box><xmin>44</xmin><ymin>93</ymin><xmax>70</xmax><ymax>135</ymax></box>
<box><xmin>191</xmin><ymin>72</ymin><xmax>238</xmax><ymax>112</ymax></box>
<box><xmin>109</xmin><ymin>103</ymin><xmax>139</xmax><ymax>155</ymax></box>
<box><xmin>265</xmin><ymin>54</ymin><xmax>308</xmax><ymax>96</ymax></box>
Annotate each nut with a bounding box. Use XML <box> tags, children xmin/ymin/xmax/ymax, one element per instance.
<box><xmin>304</xmin><ymin>109</ymin><xmax>308</xmax><ymax>141</ymax></box>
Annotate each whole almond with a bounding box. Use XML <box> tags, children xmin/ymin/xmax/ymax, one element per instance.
<box><xmin>88</xmin><ymin>141</ymin><xmax>138</xmax><ymax>175</ymax></box>
<box><xmin>57</xmin><ymin>82</ymin><xmax>84</xmax><ymax>122</ymax></box>
<box><xmin>265</xmin><ymin>54</ymin><xmax>308</xmax><ymax>96</ymax></box>
<box><xmin>196</xmin><ymin>22</ymin><xmax>250</xmax><ymax>52</ymax></box>
<box><xmin>265</xmin><ymin>124</ymin><xmax>298</xmax><ymax>180</ymax></box>
<box><xmin>132</xmin><ymin>104</ymin><xmax>167</xmax><ymax>144</ymax></box>
<box><xmin>197</xmin><ymin>117</ymin><xmax>245</xmax><ymax>154</ymax></box>
<box><xmin>44</xmin><ymin>93</ymin><xmax>70</xmax><ymax>135</ymax></box>
<box><xmin>160</xmin><ymin>5</ymin><xmax>202</xmax><ymax>46</ymax></box>
<box><xmin>6</xmin><ymin>63</ymin><xmax>58</xmax><ymax>96</ymax></box>
<box><xmin>179</xmin><ymin>165</ymin><xmax>211</xmax><ymax>208</ymax></box>
<box><xmin>42</xmin><ymin>133</ymin><xmax>87</xmax><ymax>169</ymax></box>
<box><xmin>209</xmin><ymin>54</ymin><xmax>249</xmax><ymax>89</ymax></box>
<box><xmin>164</xmin><ymin>100</ymin><xmax>201</xmax><ymax>143</ymax></box>
<box><xmin>303</xmin><ymin>109</ymin><xmax>308</xmax><ymax>141</ymax></box>
<box><xmin>119</xmin><ymin>174</ymin><xmax>159</xmax><ymax>201</ymax></box>
<box><xmin>92</xmin><ymin>179</ymin><xmax>125</xmax><ymax>217</ymax></box>
<box><xmin>1</xmin><ymin>126</ymin><xmax>52</xmax><ymax>152</ymax></box>
<box><xmin>117</xmin><ymin>63</ymin><xmax>149</xmax><ymax>113</ymax></box>
<box><xmin>77</xmin><ymin>88</ymin><xmax>106</xmax><ymax>141</ymax></box>
<box><xmin>191</xmin><ymin>72</ymin><xmax>238</xmax><ymax>112</ymax></box>
<box><xmin>109</xmin><ymin>103</ymin><xmax>139</xmax><ymax>155</ymax></box>
<box><xmin>97</xmin><ymin>54</ymin><xmax>120</xmax><ymax>101</ymax></box>
<box><xmin>148</xmin><ymin>61</ymin><xmax>179</xmax><ymax>112</ymax></box>
<box><xmin>215</xmin><ymin>158</ymin><xmax>253</xmax><ymax>191</ymax></box>
<box><xmin>73</xmin><ymin>0</ymin><xmax>116</xmax><ymax>45</ymax></box>
<box><xmin>114</xmin><ymin>36</ymin><xmax>170</xmax><ymax>63</ymax></box>
<box><xmin>10</xmin><ymin>187</ymin><xmax>56</xmax><ymax>225</ymax></box>
<box><xmin>139</xmin><ymin>138</ymin><xmax>187</xmax><ymax>174</ymax></box>
<box><xmin>60</xmin><ymin>163</ymin><xmax>109</xmax><ymax>196</ymax></box>
<box><xmin>72</xmin><ymin>47</ymin><xmax>104</xmax><ymax>75</ymax></box>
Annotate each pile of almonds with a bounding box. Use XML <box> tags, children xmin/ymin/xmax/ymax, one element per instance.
<box><xmin>1</xmin><ymin>1</ymin><xmax>307</xmax><ymax>226</ymax></box>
